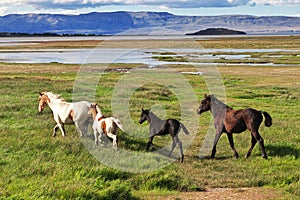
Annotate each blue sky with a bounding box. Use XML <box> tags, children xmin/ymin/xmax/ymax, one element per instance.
<box><xmin>0</xmin><ymin>0</ymin><xmax>299</xmax><ymax>17</ymax></box>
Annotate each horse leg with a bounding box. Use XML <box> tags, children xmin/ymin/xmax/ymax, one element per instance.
<box><xmin>74</xmin><ymin>121</ymin><xmax>85</xmax><ymax>137</ymax></box>
<box><xmin>53</xmin><ymin>124</ymin><xmax>59</xmax><ymax>137</ymax></box>
<box><xmin>252</xmin><ymin>131</ymin><xmax>267</xmax><ymax>159</ymax></box>
<box><xmin>246</xmin><ymin>134</ymin><xmax>257</xmax><ymax>158</ymax></box>
<box><xmin>147</xmin><ymin>136</ymin><xmax>155</xmax><ymax>151</ymax></box>
<box><xmin>169</xmin><ymin>137</ymin><xmax>177</xmax><ymax>157</ymax></box>
<box><xmin>226</xmin><ymin>133</ymin><xmax>239</xmax><ymax>158</ymax></box>
<box><xmin>107</xmin><ymin>132</ymin><xmax>118</xmax><ymax>151</ymax></box>
<box><xmin>83</xmin><ymin>119</ymin><xmax>91</xmax><ymax>136</ymax></box>
<box><xmin>93</xmin><ymin>130</ymin><xmax>99</xmax><ymax>146</ymax></box>
<box><xmin>211</xmin><ymin>130</ymin><xmax>222</xmax><ymax>159</ymax></box>
<box><xmin>176</xmin><ymin>135</ymin><xmax>184</xmax><ymax>163</ymax></box>
<box><xmin>57</xmin><ymin>124</ymin><xmax>66</xmax><ymax>137</ymax></box>
<box><xmin>97</xmin><ymin>130</ymin><xmax>107</xmax><ymax>146</ymax></box>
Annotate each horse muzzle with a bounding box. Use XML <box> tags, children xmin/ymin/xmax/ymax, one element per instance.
<box><xmin>38</xmin><ymin>106</ymin><xmax>44</xmax><ymax>112</ymax></box>
<box><xmin>196</xmin><ymin>108</ymin><xmax>203</xmax><ymax>115</ymax></box>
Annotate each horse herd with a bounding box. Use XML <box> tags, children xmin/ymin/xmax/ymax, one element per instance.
<box><xmin>38</xmin><ymin>91</ymin><xmax>272</xmax><ymax>163</ymax></box>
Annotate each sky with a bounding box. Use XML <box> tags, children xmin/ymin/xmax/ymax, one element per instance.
<box><xmin>0</xmin><ymin>0</ymin><xmax>299</xmax><ymax>17</ymax></box>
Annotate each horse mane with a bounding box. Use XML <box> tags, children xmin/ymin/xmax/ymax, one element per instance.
<box><xmin>43</xmin><ymin>91</ymin><xmax>65</xmax><ymax>101</ymax></box>
<box><xmin>96</xmin><ymin>105</ymin><xmax>102</xmax><ymax>114</ymax></box>
<box><xmin>95</xmin><ymin>105</ymin><xmax>104</xmax><ymax>117</ymax></box>
<box><xmin>90</xmin><ymin>103</ymin><xmax>105</xmax><ymax>117</ymax></box>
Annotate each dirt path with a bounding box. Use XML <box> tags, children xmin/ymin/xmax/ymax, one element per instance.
<box><xmin>157</xmin><ymin>187</ymin><xmax>286</xmax><ymax>200</ymax></box>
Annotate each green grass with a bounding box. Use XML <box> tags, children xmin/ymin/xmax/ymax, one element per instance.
<box><xmin>1</xmin><ymin>64</ymin><xmax>299</xmax><ymax>199</ymax></box>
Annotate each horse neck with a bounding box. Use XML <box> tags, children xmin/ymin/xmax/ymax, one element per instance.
<box><xmin>211</xmin><ymin>97</ymin><xmax>232</xmax><ymax>117</ymax></box>
<box><xmin>149</xmin><ymin>112</ymin><xmax>164</xmax><ymax>124</ymax></box>
<box><xmin>46</xmin><ymin>96</ymin><xmax>68</xmax><ymax>111</ymax></box>
<box><xmin>96</xmin><ymin>112</ymin><xmax>105</xmax><ymax>120</ymax></box>
<box><xmin>96</xmin><ymin>105</ymin><xmax>101</xmax><ymax>113</ymax></box>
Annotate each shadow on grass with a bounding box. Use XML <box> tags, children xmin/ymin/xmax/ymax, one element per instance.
<box><xmin>118</xmin><ymin>134</ymin><xmax>148</xmax><ymax>152</ymax></box>
<box><xmin>196</xmin><ymin>155</ymin><xmax>232</xmax><ymax>160</ymax></box>
<box><xmin>266</xmin><ymin>143</ymin><xmax>299</xmax><ymax>158</ymax></box>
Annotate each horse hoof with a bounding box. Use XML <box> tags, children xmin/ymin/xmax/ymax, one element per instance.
<box><xmin>180</xmin><ymin>155</ymin><xmax>184</xmax><ymax>163</ymax></box>
<box><xmin>147</xmin><ymin>146</ymin><xmax>155</xmax><ymax>152</ymax></box>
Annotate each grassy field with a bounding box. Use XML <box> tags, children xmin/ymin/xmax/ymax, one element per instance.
<box><xmin>0</xmin><ymin>36</ymin><xmax>299</xmax><ymax>199</ymax></box>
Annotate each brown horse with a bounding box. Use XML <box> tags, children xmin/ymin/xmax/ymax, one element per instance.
<box><xmin>197</xmin><ymin>94</ymin><xmax>272</xmax><ymax>159</ymax></box>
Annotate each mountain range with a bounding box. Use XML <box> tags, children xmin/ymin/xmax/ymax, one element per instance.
<box><xmin>0</xmin><ymin>11</ymin><xmax>299</xmax><ymax>35</ymax></box>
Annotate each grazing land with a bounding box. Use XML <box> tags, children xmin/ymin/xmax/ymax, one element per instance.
<box><xmin>0</xmin><ymin>36</ymin><xmax>299</xmax><ymax>199</ymax></box>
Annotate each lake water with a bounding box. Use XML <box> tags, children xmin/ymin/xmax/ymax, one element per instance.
<box><xmin>0</xmin><ymin>36</ymin><xmax>299</xmax><ymax>66</ymax></box>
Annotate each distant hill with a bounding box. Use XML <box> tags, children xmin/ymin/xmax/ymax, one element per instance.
<box><xmin>186</xmin><ymin>28</ymin><xmax>246</xmax><ymax>35</ymax></box>
<box><xmin>0</xmin><ymin>12</ymin><xmax>299</xmax><ymax>35</ymax></box>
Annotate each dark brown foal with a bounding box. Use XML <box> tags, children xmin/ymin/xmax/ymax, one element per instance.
<box><xmin>197</xmin><ymin>94</ymin><xmax>272</xmax><ymax>159</ymax></box>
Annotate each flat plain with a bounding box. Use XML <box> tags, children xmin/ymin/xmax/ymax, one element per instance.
<box><xmin>0</xmin><ymin>36</ymin><xmax>299</xmax><ymax>199</ymax></box>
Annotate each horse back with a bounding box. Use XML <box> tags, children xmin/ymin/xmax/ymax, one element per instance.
<box><xmin>156</xmin><ymin>119</ymin><xmax>180</xmax><ymax>137</ymax></box>
<box><xmin>72</xmin><ymin>101</ymin><xmax>91</xmax><ymax>121</ymax></box>
<box><xmin>223</xmin><ymin>108</ymin><xmax>263</xmax><ymax>133</ymax></box>
<box><xmin>99</xmin><ymin>117</ymin><xmax>120</xmax><ymax>135</ymax></box>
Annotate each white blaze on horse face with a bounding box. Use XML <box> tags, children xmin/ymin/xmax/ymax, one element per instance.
<box><xmin>38</xmin><ymin>93</ymin><xmax>51</xmax><ymax>112</ymax></box>
<box><xmin>38</xmin><ymin>96</ymin><xmax>45</xmax><ymax>112</ymax></box>
<box><xmin>87</xmin><ymin>107</ymin><xmax>93</xmax><ymax>115</ymax></box>
<box><xmin>38</xmin><ymin>103</ymin><xmax>43</xmax><ymax>112</ymax></box>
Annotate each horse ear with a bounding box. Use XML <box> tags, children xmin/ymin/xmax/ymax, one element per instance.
<box><xmin>39</xmin><ymin>92</ymin><xmax>43</xmax><ymax>96</ymax></box>
<box><xmin>204</xmin><ymin>94</ymin><xmax>208</xmax><ymax>98</ymax></box>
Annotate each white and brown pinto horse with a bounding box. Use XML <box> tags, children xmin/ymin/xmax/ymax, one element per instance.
<box><xmin>88</xmin><ymin>103</ymin><xmax>125</xmax><ymax>150</ymax></box>
<box><xmin>38</xmin><ymin>91</ymin><xmax>92</xmax><ymax>137</ymax></box>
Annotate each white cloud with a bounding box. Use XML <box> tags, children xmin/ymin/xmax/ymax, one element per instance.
<box><xmin>159</xmin><ymin>5</ymin><xmax>169</xmax><ymax>10</ymax></box>
<box><xmin>249</xmin><ymin>0</ymin><xmax>300</xmax><ymax>5</ymax></box>
<box><xmin>0</xmin><ymin>0</ymin><xmax>299</xmax><ymax>16</ymax></box>
<box><xmin>0</xmin><ymin>0</ymin><xmax>299</xmax><ymax>10</ymax></box>
<box><xmin>227</xmin><ymin>0</ymin><xmax>249</xmax><ymax>5</ymax></box>
<box><xmin>0</xmin><ymin>6</ymin><xmax>9</xmax><ymax>16</ymax></box>
<box><xmin>0</xmin><ymin>0</ymin><xmax>245</xmax><ymax>9</ymax></box>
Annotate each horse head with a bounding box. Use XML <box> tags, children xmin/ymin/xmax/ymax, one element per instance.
<box><xmin>139</xmin><ymin>108</ymin><xmax>150</xmax><ymax>124</ymax></box>
<box><xmin>38</xmin><ymin>92</ymin><xmax>50</xmax><ymax>112</ymax></box>
<box><xmin>88</xmin><ymin>103</ymin><xmax>98</xmax><ymax>115</ymax></box>
<box><xmin>197</xmin><ymin>94</ymin><xmax>212</xmax><ymax>114</ymax></box>
<box><xmin>88</xmin><ymin>103</ymin><xmax>105</xmax><ymax>119</ymax></box>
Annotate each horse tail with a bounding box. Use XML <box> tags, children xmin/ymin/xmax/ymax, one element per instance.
<box><xmin>262</xmin><ymin>111</ymin><xmax>272</xmax><ymax>127</ymax></box>
<box><xmin>180</xmin><ymin>123</ymin><xmax>190</xmax><ymax>135</ymax></box>
<box><xmin>113</xmin><ymin>118</ymin><xmax>125</xmax><ymax>132</ymax></box>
